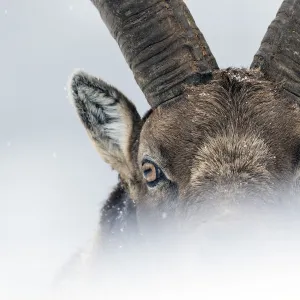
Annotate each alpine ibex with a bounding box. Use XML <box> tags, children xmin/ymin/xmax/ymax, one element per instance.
<box><xmin>68</xmin><ymin>0</ymin><xmax>300</xmax><ymax>253</ymax></box>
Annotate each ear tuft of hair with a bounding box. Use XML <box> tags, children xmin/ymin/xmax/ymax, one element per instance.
<box><xmin>67</xmin><ymin>70</ymin><xmax>141</xmax><ymax>176</ymax></box>
<box><xmin>69</xmin><ymin>70</ymin><xmax>127</xmax><ymax>146</ymax></box>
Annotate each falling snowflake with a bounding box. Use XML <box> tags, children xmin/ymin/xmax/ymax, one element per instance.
<box><xmin>52</xmin><ymin>152</ymin><xmax>57</xmax><ymax>159</ymax></box>
<box><xmin>7</xmin><ymin>141</ymin><xmax>11</xmax><ymax>147</ymax></box>
<box><xmin>69</xmin><ymin>5</ymin><xmax>73</xmax><ymax>11</ymax></box>
<box><xmin>162</xmin><ymin>212</ymin><xmax>167</xmax><ymax>219</ymax></box>
<box><xmin>4</xmin><ymin>9</ymin><xmax>8</xmax><ymax>15</ymax></box>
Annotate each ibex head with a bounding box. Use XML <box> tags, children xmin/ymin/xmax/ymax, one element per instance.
<box><xmin>69</xmin><ymin>0</ymin><xmax>300</xmax><ymax>236</ymax></box>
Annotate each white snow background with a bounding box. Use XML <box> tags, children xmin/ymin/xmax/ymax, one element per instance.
<box><xmin>2</xmin><ymin>0</ymin><xmax>299</xmax><ymax>299</ymax></box>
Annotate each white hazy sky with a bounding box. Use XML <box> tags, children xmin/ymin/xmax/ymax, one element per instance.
<box><xmin>0</xmin><ymin>0</ymin><xmax>284</xmax><ymax>294</ymax></box>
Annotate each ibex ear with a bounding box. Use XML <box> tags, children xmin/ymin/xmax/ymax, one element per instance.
<box><xmin>68</xmin><ymin>70</ymin><xmax>141</xmax><ymax>178</ymax></box>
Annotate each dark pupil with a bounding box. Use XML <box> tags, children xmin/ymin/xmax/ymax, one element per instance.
<box><xmin>143</xmin><ymin>163</ymin><xmax>159</xmax><ymax>183</ymax></box>
<box><xmin>142</xmin><ymin>161</ymin><xmax>164</xmax><ymax>186</ymax></box>
<box><xmin>144</xmin><ymin>168</ymin><xmax>153</xmax><ymax>177</ymax></box>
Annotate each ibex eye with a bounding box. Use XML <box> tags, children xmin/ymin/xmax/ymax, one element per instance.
<box><xmin>142</xmin><ymin>160</ymin><xmax>165</xmax><ymax>187</ymax></box>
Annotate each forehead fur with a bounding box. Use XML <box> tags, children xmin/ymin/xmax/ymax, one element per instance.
<box><xmin>139</xmin><ymin>68</ymin><xmax>300</xmax><ymax>189</ymax></box>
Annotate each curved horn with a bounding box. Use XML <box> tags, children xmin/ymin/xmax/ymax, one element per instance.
<box><xmin>251</xmin><ymin>0</ymin><xmax>300</xmax><ymax>100</ymax></box>
<box><xmin>91</xmin><ymin>0</ymin><xmax>218</xmax><ymax>108</ymax></box>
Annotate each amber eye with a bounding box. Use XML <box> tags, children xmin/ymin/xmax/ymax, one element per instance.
<box><xmin>142</xmin><ymin>160</ymin><xmax>165</xmax><ymax>187</ymax></box>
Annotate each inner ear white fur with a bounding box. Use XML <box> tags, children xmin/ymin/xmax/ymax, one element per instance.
<box><xmin>68</xmin><ymin>70</ymin><xmax>140</xmax><ymax>175</ymax></box>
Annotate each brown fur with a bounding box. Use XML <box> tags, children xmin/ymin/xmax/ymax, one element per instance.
<box><xmin>59</xmin><ymin>1</ymin><xmax>300</xmax><ymax>285</ymax></box>
<box><xmin>127</xmin><ymin>69</ymin><xmax>300</xmax><ymax>230</ymax></box>
<box><xmin>70</xmin><ymin>68</ymin><xmax>300</xmax><ymax>238</ymax></box>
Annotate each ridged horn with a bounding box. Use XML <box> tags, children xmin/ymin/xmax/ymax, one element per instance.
<box><xmin>251</xmin><ymin>0</ymin><xmax>300</xmax><ymax>101</ymax></box>
<box><xmin>90</xmin><ymin>0</ymin><xmax>219</xmax><ymax>108</ymax></box>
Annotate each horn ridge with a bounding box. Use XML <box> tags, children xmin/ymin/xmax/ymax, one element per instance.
<box><xmin>91</xmin><ymin>0</ymin><xmax>218</xmax><ymax>108</ymax></box>
<box><xmin>251</xmin><ymin>0</ymin><xmax>300</xmax><ymax>101</ymax></box>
